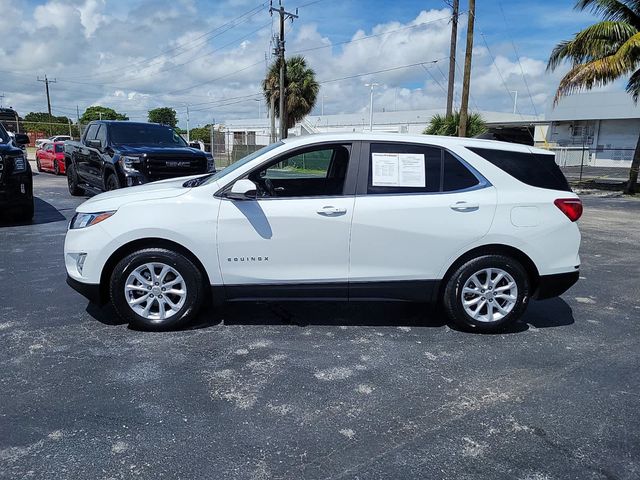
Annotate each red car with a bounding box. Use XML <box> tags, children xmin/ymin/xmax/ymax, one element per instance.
<box><xmin>36</xmin><ymin>142</ymin><xmax>66</xmax><ymax>175</ymax></box>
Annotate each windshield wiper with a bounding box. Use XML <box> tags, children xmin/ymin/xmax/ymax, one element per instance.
<box><xmin>183</xmin><ymin>174</ymin><xmax>214</xmax><ymax>188</ymax></box>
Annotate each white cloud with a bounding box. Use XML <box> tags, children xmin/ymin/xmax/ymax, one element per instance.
<box><xmin>0</xmin><ymin>2</ymin><xmax>592</xmax><ymax>127</ymax></box>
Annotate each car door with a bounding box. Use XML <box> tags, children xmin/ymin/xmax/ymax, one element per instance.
<box><xmin>89</xmin><ymin>124</ymin><xmax>108</xmax><ymax>187</ymax></box>
<box><xmin>348</xmin><ymin>141</ymin><xmax>497</xmax><ymax>301</ymax></box>
<box><xmin>76</xmin><ymin>124</ymin><xmax>99</xmax><ymax>183</ymax></box>
<box><xmin>45</xmin><ymin>144</ymin><xmax>55</xmax><ymax>170</ymax></box>
<box><xmin>216</xmin><ymin>142</ymin><xmax>360</xmax><ymax>300</ymax></box>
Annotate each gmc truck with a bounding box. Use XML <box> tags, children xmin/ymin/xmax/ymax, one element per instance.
<box><xmin>64</xmin><ymin>121</ymin><xmax>214</xmax><ymax>196</ymax></box>
<box><xmin>0</xmin><ymin>122</ymin><xmax>33</xmax><ymax>221</ymax></box>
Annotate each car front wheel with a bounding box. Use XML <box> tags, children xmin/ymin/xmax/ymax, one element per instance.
<box><xmin>443</xmin><ymin>254</ymin><xmax>530</xmax><ymax>333</ymax></box>
<box><xmin>110</xmin><ymin>248</ymin><xmax>205</xmax><ymax>331</ymax></box>
<box><xmin>67</xmin><ymin>162</ymin><xmax>84</xmax><ymax>196</ymax></box>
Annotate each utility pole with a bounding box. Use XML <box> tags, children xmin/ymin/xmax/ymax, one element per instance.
<box><xmin>458</xmin><ymin>0</ymin><xmax>475</xmax><ymax>137</ymax></box>
<box><xmin>270</xmin><ymin>1</ymin><xmax>298</xmax><ymax>140</ymax></box>
<box><xmin>186</xmin><ymin>105</ymin><xmax>190</xmax><ymax>142</ymax></box>
<box><xmin>365</xmin><ymin>83</ymin><xmax>379</xmax><ymax>131</ymax></box>
<box><xmin>446</xmin><ymin>0</ymin><xmax>459</xmax><ymax>118</ymax></box>
<box><xmin>76</xmin><ymin>105</ymin><xmax>81</xmax><ymax>137</ymax></box>
<box><xmin>0</xmin><ymin>93</ymin><xmax>4</xmax><ymax>108</ymax></box>
<box><xmin>37</xmin><ymin>75</ymin><xmax>57</xmax><ymax>136</ymax></box>
<box><xmin>270</xmin><ymin>93</ymin><xmax>276</xmax><ymax>143</ymax></box>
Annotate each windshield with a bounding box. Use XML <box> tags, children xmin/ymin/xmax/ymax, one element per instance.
<box><xmin>109</xmin><ymin>123</ymin><xmax>187</xmax><ymax>146</ymax></box>
<box><xmin>202</xmin><ymin>142</ymin><xmax>284</xmax><ymax>186</ymax></box>
<box><xmin>0</xmin><ymin>124</ymin><xmax>9</xmax><ymax>143</ymax></box>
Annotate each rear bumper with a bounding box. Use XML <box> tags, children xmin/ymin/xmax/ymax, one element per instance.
<box><xmin>66</xmin><ymin>275</ymin><xmax>104</xmax><ymax>305</ymax></box>
<box><xmin>534</xmin><ymin>270</ymin><xmax>579</xmax><ymax>300</ymax></box>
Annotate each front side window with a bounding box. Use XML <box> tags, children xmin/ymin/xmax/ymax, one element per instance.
<box><xmin>55</xmin><ymin>144</ymin><xmax>64</xmax><ymax>153</ymax></box>
<box><xmin>84</xmin><ymin>124</ymin><xmax>99</xmax><ymax>141</ymax></box>
<box><xmin>248</xmin><ymin>144</ymin><xmax>351</xmax><ymax>198</ymax></box>
<box><xmin>95</xmin><ymin>125</ymin><xmax>107</xmax><ymax>146</ymax></box>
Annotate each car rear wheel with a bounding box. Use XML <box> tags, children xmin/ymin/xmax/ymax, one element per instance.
<box><xmin>110</xmin><ymin>248</ymin><xmax>205</xmax><ymax>331</ymax></box>
<box><xmin>442</xmin><ymin>254</ymin><xmax>530</xmax><ymax>333</ymax></box>
<box><xmin>67</xmin><ymin>162</ymin><xmax>84</xmax><ymax>196</ymax></box>
<box><xmin>36</xmin><ymin>157</ymin><xmax>42</xmax><ymax>172</ymax></box>
<box><xmin>54</xmin><ymin>159</ymin><xmax>60</xmax><ymax>175</ymax></box>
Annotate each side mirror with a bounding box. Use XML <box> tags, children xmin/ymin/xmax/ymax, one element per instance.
<box><xmin>227</xmin><ymin>179</ymin><xmax>257</xmax><ymax>201</ymax></box>
<box><xmin>86</xmin><ymin>139</ymin><xmax>102</xmax><ymax>149</ymax></box>
<box><xmin>14</xmin><ymin>133</ymin><xmax>30</xmax><ymax>146</ymax></box>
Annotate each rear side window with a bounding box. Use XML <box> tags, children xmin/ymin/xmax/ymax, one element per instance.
<box><xmin>367</xmin><ymin>143</ymin><xmax>480</xmax><ymax>194</ymax></box>
<box><xmin>368</xmin><ymin>143</ymin><xmax>442</xmax><ymax>194</ymax></box>
<box><xmin>468</xmin><ymin>147</ymin><xmax>571</xmax><ymax>192</ymax></box>
<box><xmin>442</xmin><ymin>151</ymin><xmax>480</xmax><ymax>192</ymax></box>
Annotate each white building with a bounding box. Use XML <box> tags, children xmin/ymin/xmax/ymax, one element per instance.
<box><xmin>220</xmin><ymin>108</ymin><xmax>545</xmax><ymax>152</ymax></box>
<box><xmin>546</xmin><ymin>91</ymin><xmax>639</xmax><ymax>167</ymax></box>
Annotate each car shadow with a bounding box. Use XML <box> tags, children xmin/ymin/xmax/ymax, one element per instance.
<box><xmin>85</xmin><ymin>297</ymin><xmax>575</xmax><ymax>333</ymax></box>
<box><xmin>0</xmin><ymin>197</ymin><xmax>67</xmax><ymax>227</ymax></box>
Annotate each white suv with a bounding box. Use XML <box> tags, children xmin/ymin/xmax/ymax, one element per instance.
<box><xmin>64</xmin><ymin>133</ymin><xmax>581</xmax><ymax>332</ymax></box>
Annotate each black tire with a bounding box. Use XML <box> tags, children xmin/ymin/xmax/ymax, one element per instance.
<box><xmin>36</xmin><ymin>157</ymin><xmax>42</xmax><ymax>172</ymax></box>
<box><xmin>105</xmin><ymin>173</ymin><xmax>119</xmax><ymax>191</ymax></box>
<box><xmin>54</xmin><ymin>159</ymin><xmax>60</xmax><ymax>175</ymax></box>
<box><xmin>442</xmin><ymin>254</ymin><xmax>530</xmax><ymax>333</ymax></box>
<box><xmin>110</xmin><ymin>248</ymin><xmax>205</xmax><ymax>331</ymax></box>
<box><xmin>67</xmin><ymin>162</ymin><xmax>84</xmax><ymax>196</ymax></box>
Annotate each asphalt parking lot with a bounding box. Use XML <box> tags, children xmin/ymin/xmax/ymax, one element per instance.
<box><xmin>1</xmin><ymin>170</ymin><xmax>639</xmax><ymax>479</ymax></box>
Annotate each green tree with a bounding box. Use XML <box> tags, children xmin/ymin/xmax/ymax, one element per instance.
<box><xmin>148</xmin><ymin>107</ymin><xmax>177</xmax><ymax>127</ymax></box>
<box><xmin>24</xmin><ymin>112</ymin><xmax>75</xmax><ymax>136</ymax></box>
<box><xmin>547</xmin><ymin>0</ymin><xmax>640</xmax><ymax>194</ymax></box>
<box><xmin>188</xmin><ymin>126</ymin><xmax>211</xmax><ymax>143</ymax></box>
<box><xmin>423</xmin><ymin>111</ymin><xmax>486</xmax><ymax>137</ymax></box>
<box><xmin>80</xmin><ymin>106</ymin><xmax>128</xmax><ymax>124</ymax></box>
<box><xmin>263</xmin><ymin>55</ymin><xmax>319</xmax><ymax>132</ymax></box>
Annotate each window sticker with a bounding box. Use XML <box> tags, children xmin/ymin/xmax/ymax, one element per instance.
<box><xmin>371</xmin><ymin>153</ymin><xmax>425</xmax><ymax>187</ymax></box>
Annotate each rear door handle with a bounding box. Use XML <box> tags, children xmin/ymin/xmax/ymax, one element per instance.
<box><xmin>317</xmin><ymin>206</ymin><xmax>347</xmax><ymax>216</ymax></box>
<box><xmin>450</xmin><ymin>201</ymin><xmax>479</xmax><ymax>211</ymax></box>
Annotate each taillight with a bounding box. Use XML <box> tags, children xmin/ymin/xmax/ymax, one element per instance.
<box><xmin>554</xmin><ymin>198</ymin><xmax>583</xmax><ymax>222</ymax></box>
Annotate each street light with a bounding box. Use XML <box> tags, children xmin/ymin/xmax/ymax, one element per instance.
<box><xmin>365</xmin><ymin>83</ymin><xmax>379</xmax><ymax>132</ymax></box>
<box><xmin>509</xmin><ymin>90</ymin><xmax>518</xmax><ymax>115</ymax></box>
<box><xmin>253</xmin><ymin>98</ymin><xmax>262</xmax><ymax>118</ymax></box>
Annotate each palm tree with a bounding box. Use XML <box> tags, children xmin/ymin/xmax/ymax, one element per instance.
<box><xmin>262</xmin><ymin>55</ymin><xmax>319</xmax><ymax>133</ymax></box>
<box><xmin>548</xmin><ymin>0</ymin><xmax>640</xmax><ymax>194</ymax></box>
<box><xmin>423</xmin><ymin>111</ymin><xmax>487</xmax><ymax>137</ymax></box>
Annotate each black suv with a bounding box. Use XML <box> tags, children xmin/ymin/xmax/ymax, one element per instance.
<box><xmin>0</xmin><ymin>123</ymin><xmax>33</xmax><ymax>221</ymax></box>
<box><xmin>64</xmin><ymin>121</ymin><xmax>214</xmax><ymax>195</ymax></box>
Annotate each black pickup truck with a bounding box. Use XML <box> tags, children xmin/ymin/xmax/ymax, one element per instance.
<box><xmin>0</xmin><ymin>123</ymin><xmax>33</xmax><ymax>221</ymax></box>
<box><xmin>64</xmin><ymin>121</ymin><xmax>214</xmax><ymax>195</ymax></box>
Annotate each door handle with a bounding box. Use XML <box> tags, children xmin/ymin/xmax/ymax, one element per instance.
<box><xmin>450</xmin><ymin>201</ymin><xmax>479</xmax><ymax>212</ymax></box>
<box><xmin>317</xmin><ymin>206</ymin><xmax>347</xmax><ymax>216</ymax></box>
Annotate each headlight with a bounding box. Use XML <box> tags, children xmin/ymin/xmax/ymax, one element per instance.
<box><xmin>12</xmin><ymin>155</ymin><xmax>26</xmax><ymax>173</ymax></box>
<box><xmin>69</xmin><ymin>211</ymin><xmax>116</xmax><ymax>229</ymax></box>
<box><xmin>119</xmin><ymin>155</ymin><xmax>142</xmax><ymax>173</ymax></box>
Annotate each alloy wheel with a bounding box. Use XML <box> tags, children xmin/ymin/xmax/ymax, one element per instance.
<box><xmin>461</xmin><ymin>268</ymin><xmax>518</xmax><ymax>323</ymax></box>
<box><xmin>124</xmin><ymin>262</ymin><xmax>187</xmax><ymax>321</ymax></box>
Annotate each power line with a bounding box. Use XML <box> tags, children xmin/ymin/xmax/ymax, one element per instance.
<box><xmin>498</xmin><ymin>3</ymin><xmax>539</xmax><ymax>116</ymax></box>
<box><xmin>68</xmin><ymin>3</ymin><xmax>270</xmax><ymax>82</ymax></box>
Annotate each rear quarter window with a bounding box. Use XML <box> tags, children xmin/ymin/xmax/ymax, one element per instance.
<box><xmin>467</xmin><ymin>147</ymin><xmax>571</xmax><ymax>192</ymax></box>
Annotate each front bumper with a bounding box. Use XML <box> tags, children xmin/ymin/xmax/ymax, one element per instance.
<box><xmin>534</xmin><ymin>270</ymin><xmax>579</xmax><ymax>300</ymax></box>
<box><xmin>66</xmin><ymin>275</ymin><xmax>104</xmax><ymax>304</ymax></box>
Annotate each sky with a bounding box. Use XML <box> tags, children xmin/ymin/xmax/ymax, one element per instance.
<box><xmin>0</xmin><ymin>0</ymin><xmax>610</xmax><ymax>129</ymax></box>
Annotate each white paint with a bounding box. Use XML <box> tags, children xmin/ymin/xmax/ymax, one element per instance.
<box><xmin>314</xmin><ymin>367</ymin><xmax>353</xmax><ymax>381</ymax></box>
